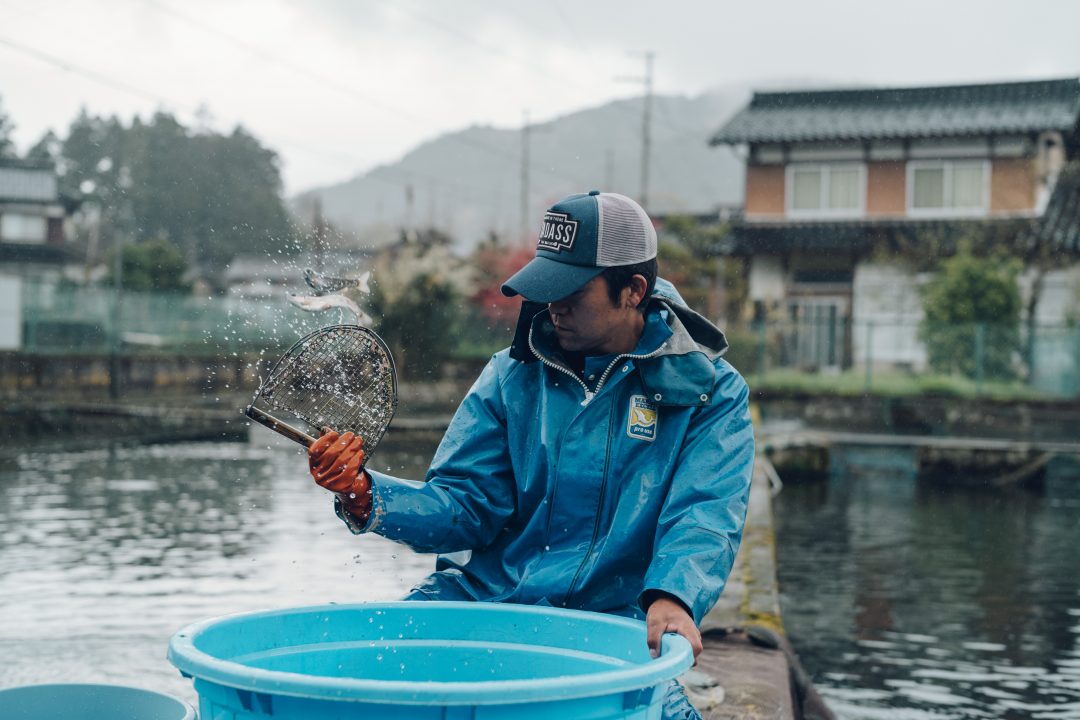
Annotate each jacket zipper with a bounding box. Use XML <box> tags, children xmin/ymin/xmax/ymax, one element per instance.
<box><xmin>527</xmin><ymin>321</ymin><xmax>669</xmax><ymax>606</ymax></box>
<box><xmin>562</xmin><ymin>395</ymin><xmax>619</xmax><ymax>607</ymax></box>
<box><xmin>527</xmin><ymin>324</ymin><xmax>667</xmax><ymax>406</ymax></box>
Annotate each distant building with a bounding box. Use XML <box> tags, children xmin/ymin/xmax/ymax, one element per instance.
<box><xmin>0</xmin><ymin>160</ymin><xmax>70</xmax><ymax>273</ymax></box>
<box><xmin>0</xmin><ymin>160</ymin><xmax>75</xmax><ymax>350</ymax></box>
<box><xmin>710</xmin><ymin>77</ymin><xmax>1080</xmax><ymax>372</ymax></box>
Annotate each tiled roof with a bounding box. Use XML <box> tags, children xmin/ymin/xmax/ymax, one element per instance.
<box><xmin>0</xmin><ymin>241</ymin><xmax>66</xmax><ymax>264</ymax></box>
<box><xmin>1029</xmin><ymin>162</ymin><xmax>1080</xmax><ymax>254</ymax></box>
<box><xmin>724</xmin><ymin>217</ymin><xmax>1032</xmax><ymax>255</ymax></box>
<box><xmin>711</xmin><ymin>78</ymin><xmax>1080</xmax><ymax>145</ymax></box>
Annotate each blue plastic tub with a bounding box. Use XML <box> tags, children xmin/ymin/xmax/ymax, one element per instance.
<box><xmin>0</xmin><ymin>683</ymin><xmax>195</xmax><ymax>720</ymax></box>
<box><xmin>168</xmin><ymin>601</ymin><xmax>693</xmax><ymax>719</ymax></box>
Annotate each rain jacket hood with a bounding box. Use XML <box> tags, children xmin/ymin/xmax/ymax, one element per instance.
<box><xmin>510</xmin><ymin>278</ymin><xmax>730</xmax><ymax>407</ymax></box>
<box><xmin>340</xmin><ymin>277</ymin><xmax>754</xmax><ymax>625</ymax></box>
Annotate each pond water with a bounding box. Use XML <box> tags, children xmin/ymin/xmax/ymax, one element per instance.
<box><xmin>775</xmin><ymin>446</ymin><xmax>1080</xmax><ymax>720</ymax></box>
<box><xmin>0</xmin><ymin>433</ymin><xmax>437</xmax><ymax>707</ymax></box>
<box><xmin>2</xmin><ymin>434</ymin><xmax>1079</xmax><ymax>719</ymax></box>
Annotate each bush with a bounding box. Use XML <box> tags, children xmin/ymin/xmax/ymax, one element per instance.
<box><xmin>919</xmin><ymin>248</ymin><xmax>1021</xmax><ymax>380</ymax></box>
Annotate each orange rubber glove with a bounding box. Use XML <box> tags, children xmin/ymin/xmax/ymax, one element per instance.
<box><xmin>309</xmin><ymin>429</ymin><xmax>372</xmax><ymax>519</ymax></box>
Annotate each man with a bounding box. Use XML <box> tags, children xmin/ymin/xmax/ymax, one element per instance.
<box><xmin>309</xmin><ymin>191</ymin><xmax>754</xmax><ymax>719</ymax></box>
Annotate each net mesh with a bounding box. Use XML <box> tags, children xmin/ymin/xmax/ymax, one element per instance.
<box><xmin>252</xmin><ymin>325</ymin><xmax>397</xmax><ymax>453</ymax></box>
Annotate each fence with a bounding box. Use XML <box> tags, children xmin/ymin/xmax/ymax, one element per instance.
<box><xmin>10</xmin><ymin>280</ymin><xmax>1080</xmax><ymax>400</ymax></box>
<box><xmin>725</xmin><ymin>317</ymin><xmax>1080</xmax><ymax>399</ymax></box>
<box><xmin>18</xmin><ymin>280</ymin><xmax>335</xmax><ymax>356</ymax></box>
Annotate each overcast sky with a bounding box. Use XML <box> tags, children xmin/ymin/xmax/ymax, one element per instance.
<box><xmin>2</xmin><ymin>0</ymin><xmax>1079</xmax><ymax>196</ymax></box>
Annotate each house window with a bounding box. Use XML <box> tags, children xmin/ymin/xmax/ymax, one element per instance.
<box><xmin>0</xmin><ymin>214</ymin><xmax>48</xmax><ymax>244</ymax></box>
<box><xmin>786</xmin><ymin>163</ymin><xmax>864</xmax><ymax>217</ymax></box>
<box><xmin>907</xmin><ymin>160</ymin><xmax>988</xmax><ymax>215</ymax></box>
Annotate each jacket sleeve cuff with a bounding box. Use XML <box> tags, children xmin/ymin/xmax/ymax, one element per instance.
<box><xmin>638</xmin><ymin>588</ymin><xmax>695</xmax><ymax>619</ymax></box>
<box><xmin>333</xmin><ymin>495</ymin><xmax>374</xmax><ymax>535</ymax></box>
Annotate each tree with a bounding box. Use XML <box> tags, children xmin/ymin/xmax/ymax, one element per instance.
<box><xmin>919</xmin><ymin>246</ymin><xmax>1022</xmax><ymax>379</ymax></box>
<box><xmin>657</xmin><ymin>215</ymin><xmax>742</xmax><ymax>323</ymax></box>
<box><xmin>366</xmin><ymin>229</ymin><xmax>474</xmax><ymax>378</ymax></box>
<box><xmin>0</xmin><ymin>95</ymin><xmax>14</xmax><ymax>159</ymax></box>
<box><xmin>57</xmin><ymin>109</ymin><xmax>296</xmax><ymax>278</ymax></box>
<box><xmin>469</xmin><ymin>233</ymin><xmax>533</xmax><ymax>324</ymax></box>
<box><xmin>104</xmin><ymin>238</ymin><xmax>191</xmax><ymax>293</ymax></box>
<box><xmin>25</xmin><ymin>130</ymin><xmax>62</xmax><ymax>165</ymax></box>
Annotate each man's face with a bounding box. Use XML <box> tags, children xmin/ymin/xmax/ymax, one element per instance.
<box><xmin>546</xmin><ymin>276</ymin><xmax>642</xmax><ymax>355</ymax></box>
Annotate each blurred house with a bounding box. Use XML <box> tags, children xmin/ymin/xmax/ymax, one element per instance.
<box><xmin>711</xmin><ymin>77</ymin><xmax>1080</xmax><ymax>371</ymax></box>
<box><xmin>0</xmin><ymin>160</ymin><xmax>70</xmax><ymax>271</ymax></box>
<box><xmin>0</xmin><ymin>160</ymin><xmax>75</xmax><ymax>350</ymax></box>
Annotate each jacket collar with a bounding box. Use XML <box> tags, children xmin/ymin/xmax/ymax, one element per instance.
<box><xmin>508</xmin><ymin>278</ymin><xmax>728</xmax><ymax>407</ymax></box>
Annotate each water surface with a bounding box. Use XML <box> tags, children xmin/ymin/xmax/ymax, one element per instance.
<box><xmin>4</xmin><ymin>435</ymin><xmax>1079</xmax><ymax>719</ymax></box>
<box><xmin>774</xmin><ymin>446</ymin><xmax>1080</xmax><ymax>719</ymax></box>
<box><xmin>0</xmin><ymin>434</ymin><xmax>436</xmax><ymax>705</ymax></box>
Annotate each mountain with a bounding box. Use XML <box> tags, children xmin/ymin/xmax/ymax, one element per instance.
<box><xmin>292</xmin><ymin>88</ymin><xmax>749</xmax><ymax>251</ymax></box>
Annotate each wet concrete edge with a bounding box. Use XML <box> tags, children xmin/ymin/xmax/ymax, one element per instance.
<box><xmin>682</xmin><ymin>457</ymin><xmax>800</xmax><ymax>719</ymax></box>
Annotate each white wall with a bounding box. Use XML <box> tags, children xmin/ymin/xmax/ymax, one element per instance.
<box><xmin>1025</xmin><ymin>264</ymin><xmax>1080</xmax><ymax>396</ymax></box>
<box><xmin>0</xmin><ymin>275</ymin><xmax>22</xmax><ymax>350</ymax></box>
<box><xmin>852</xmin><ymin>263</ymin><xmax>928</xmax><ymax>369</ymax></box>
<box><xmin>1022</xmin><ymin>265</ymin><xmax>1080</xmax><ymax>325</ymax></box>
<box><xmin>749</xmin><ymin>256</ymin><xmax>784</xmax><ymax>303</ymax></box>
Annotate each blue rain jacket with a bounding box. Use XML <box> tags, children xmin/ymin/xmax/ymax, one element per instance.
<box><xmin>340</xmin><ymin>279</ymin><xmax>754</xmax><ymax>624</ymax></box>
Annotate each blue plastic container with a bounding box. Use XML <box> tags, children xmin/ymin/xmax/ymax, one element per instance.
<box><xmin>168</xmin><ymin>601</ymin><xmax>693</xmax><ymax>719</ymax></box>
<box><xmin>0</xmin><ymin>683</ymin><xmax>195</xmax><ymax>720</ymax></box>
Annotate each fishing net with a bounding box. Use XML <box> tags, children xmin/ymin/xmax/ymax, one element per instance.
<box><xmin>245</xmin><ymin>325</ymin><xmax>398</xmax><ymax>452</ymax></box>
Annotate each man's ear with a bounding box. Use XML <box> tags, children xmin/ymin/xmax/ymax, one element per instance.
<box><xmin>626</xmin><ymin>274</ymin><xmax>648</xmax><ymax>309</ymax></box>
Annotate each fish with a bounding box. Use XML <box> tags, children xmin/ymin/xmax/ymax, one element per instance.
<box><xmin>287</xmin><ymin>293</ymin><xmax>374</xmax><ymax>326</ymax></box>
<box><xmin>303</xmin><ymin>268</ymin><xmax>371</xmax><ymax>296</ymax></box>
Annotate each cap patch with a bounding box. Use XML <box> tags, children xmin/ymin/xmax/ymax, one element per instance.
<box><xmin>537</xmin><ymin>211</ymin><xmax>578</xmax><ymax>253</ymax></box>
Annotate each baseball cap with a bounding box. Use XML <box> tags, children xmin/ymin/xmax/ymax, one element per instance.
<box><xmin>501</xmin><ymin>191</ymin><xmax>657</xmax><ymax>303</ymax></box>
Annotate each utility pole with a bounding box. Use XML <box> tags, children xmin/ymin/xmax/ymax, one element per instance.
<box><xmin>640</xmin><ymin>52</ymin><xmax>654</xmax><ymax>212</ymax></box>
<box><xmin>404</xmin><ymin>182</ymin><xmax>414</xmax><ymax>240</ymax></box>
<box><xmin>617</xmin><ymin>51</ymin><xmax>655</xmax><ymax>212</ymax></box>
<box><xmin>520</xmin><ymin>110</ymin><xmax>531</xmax><ymax>243</ymax></box>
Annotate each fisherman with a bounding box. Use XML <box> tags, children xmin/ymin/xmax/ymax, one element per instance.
<box><xmin>308</xmin><ymin>191</ymin><xmax>755</xmax><ymax>719</ymax></box>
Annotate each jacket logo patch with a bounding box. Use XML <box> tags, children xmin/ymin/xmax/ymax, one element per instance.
<box><xmin>627</xmin><ymin>395</ymin><xmax>657</xmax><ymax>441</ymax></box>
<box><xmin>537</xmin><ymin>212</ymin><xmax>578</xmax><ymax>252</ymax></box>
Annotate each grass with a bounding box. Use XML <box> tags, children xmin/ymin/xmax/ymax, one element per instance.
<box><xmin>749</xmin><ymin>368</ymin><xmax>1050</xmax><ymax>401</ymax></box>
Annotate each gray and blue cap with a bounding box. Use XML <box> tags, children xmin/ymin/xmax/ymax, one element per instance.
<box><xmin>501</xmin><ymin>191</ymin><xmax>657</xmax><ymax>303</ymax></box>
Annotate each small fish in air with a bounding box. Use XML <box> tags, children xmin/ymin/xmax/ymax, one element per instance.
<box><xmin>287</xmin><ymin>293</ymin><xmax>374</xmax><ymax>326</ymax></box>
<box><xmin>303</xmin><ymin>269</ymin><xmax>371</xmax><ymax>296</ymax></box>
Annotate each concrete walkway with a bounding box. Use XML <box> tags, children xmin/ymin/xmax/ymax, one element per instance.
<box><xmin>678</xmin><ymin>457</ymin><xmax>796</xmax><ymax>719</ymax></box>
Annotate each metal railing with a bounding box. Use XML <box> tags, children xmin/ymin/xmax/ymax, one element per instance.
<box><xmin>725</xmin><ymin>318</ymin><xmax>1080</xmax><ymax>399</ymax></box>
<box><xmin>18</xmin><ymin>280</ymin><xmax>335</xmax><ymax>356</ymax></box>
<box><xmin>12</xmin><ymin>280</ymin><xmax>1080</xmax><ymax>399</ymax></box>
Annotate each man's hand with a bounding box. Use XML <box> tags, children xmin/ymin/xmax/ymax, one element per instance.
<box><xmin>646</xmin><ymin>595</ymin><xmax>703</xmax><ymax>661</ymax></box>
<box><xmin>308</xmin><ymin>428</ymin><xmax>371</xmax><ymax>517</ymax></box>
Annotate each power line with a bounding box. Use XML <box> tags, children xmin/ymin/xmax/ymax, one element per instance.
<box><xmin>142</xmin><ymin>0</ymin><xmax>585</xmax><ymax>186</ymax></box>
<box><xmin>373</xmin><ymin>3</ymin><xmax>702</xmax><ymax>197</ymax></box>
<box><xmin>0</xmin><ymin>30</ymin><xmax>460</xmax><ymax>202</ymax></box>
<box><xmin>0</xmin><ymin>33</ymin><xmax>174</xmax><ymax>109</ymax></box>
<box><xmin>5</xmin><ymin>2</ymin><xmax>696</xmax><ymax>215</ymax></box>
<box><xmin>391</xmin><ymin>1</ymin><xmax>711</xmax><ymax>146</ymax></box>
<box><xmin>142</xmin><ymin>0</ymin><xmax>406</xmax><ymax>119</ymax></box>
<box><xmin>65</xmin><ymin>0</ymin><xmax>688</xmax><ymax>198</ymax></box>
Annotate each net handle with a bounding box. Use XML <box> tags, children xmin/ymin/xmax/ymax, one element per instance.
<box><xmin>244</xmin><ymin>405</ymin><xmax>317</xmax><ymax>447</ymax></box>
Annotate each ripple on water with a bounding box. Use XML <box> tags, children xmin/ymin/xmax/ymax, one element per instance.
<box><xmin>773</xmin><ymin>449</ymin><xmax>1080</xmax><ymax>720</ymax></box>
<box><xmin>0</xmin><ymin>437</ymin><xmax>439</xmax><ymax>696</ymax></box>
